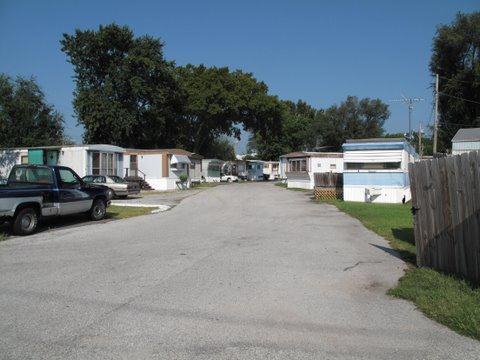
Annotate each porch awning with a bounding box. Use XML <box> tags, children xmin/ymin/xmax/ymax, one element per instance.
<box><xmin>171</xmin><ymin>154</ymin><xmax>191</xmax><ymax>165</ymax></box>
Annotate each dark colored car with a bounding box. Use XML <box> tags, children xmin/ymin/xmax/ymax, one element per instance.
<box><xmin>0</xmin><ymin>165</ymin><xmax>111</xmax><ymax>235</ymax></box>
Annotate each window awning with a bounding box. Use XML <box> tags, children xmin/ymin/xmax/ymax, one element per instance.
<box><xmin>171</xmin><ymin>154</ymin><xmax>191</xmax><ymax>165</ymax></box>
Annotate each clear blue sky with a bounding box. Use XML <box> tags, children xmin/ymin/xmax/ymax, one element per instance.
<box><xmin>1</xmin><ymin>0</ymin><xmax>478</xmax><ymax>153</ymax></box>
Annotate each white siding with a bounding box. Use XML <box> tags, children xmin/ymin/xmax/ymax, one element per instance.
<box><xmin>59</xmin><ymin>147</ymin><xmax>87</xmax><ymax>177</ymax></box>
<box><xmin>344</xmin><ymin>185</ymin><xmax>411</xmax><ymax>204</ymax></box>
<box><xmin>309</xmin><ymin>157</ymin><xmax>343</xmax><ymax>173</ymax></box>
<box><xmin>137</xmin><ymin>154</ymin><xmax>163</xmax><ymax>179</ymax></box>
<box><xmin>344</xmin><ymin>149</ymin><xmax>403</xmax><ymax>163</ymax></box>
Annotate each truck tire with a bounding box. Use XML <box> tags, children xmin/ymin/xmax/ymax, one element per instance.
<box><xmin>90</xmin><ymin>198</ymin><xmax>107</xmax><ymax>221</ymax></box>
<box><xmin>13</xmin><ymin>207</ymin><xmax>39</xmax><ymax>236</ymax></box>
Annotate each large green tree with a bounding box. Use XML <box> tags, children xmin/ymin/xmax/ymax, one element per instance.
<box><xmin>313</xmin><ymin>96</ymin><xmax>389</xmax><ymax>151</ymax></box>
<box><xmin>61</xmin><ymin>24</ymin><xmax>183</xmax><ymax>148</ymax></box>
<box><xmin>175</xmin><ymin>64</ymin><xmax>284</xmax><ymax>155</ymax></box>
<box><xmin>430</xmin><ymin>12</ymin><xmax>480</xmax><ymax>152</ymax></box>
<box><xmin>0</xmin><ymin>74</ymin><xmax>64</xmax><ymax>147</ymax></box>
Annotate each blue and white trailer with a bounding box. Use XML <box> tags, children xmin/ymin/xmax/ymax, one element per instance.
<box><xmin>342</xmin><ymin>138</ymin><xmax>418</xmax><ymax>203</ymax></box>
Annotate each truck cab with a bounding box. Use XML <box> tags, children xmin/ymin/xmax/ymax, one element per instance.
<box><xmin>0</xmin><ymin>165</ymin><xmax>111</xmax><ymax>235</ymax></box>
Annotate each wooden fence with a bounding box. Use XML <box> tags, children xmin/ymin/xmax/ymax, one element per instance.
<box><xmin>314</xmin><ymin>172</ymin><xmax>343</xmax><ymax>188</ymax></box>
<box><xmin>409</xmin><ymin>151</ymin><xmax>480</xmax><ymax>284</ymax></box>
<box><xmin>314</xmin><ymin>173</ymin><xmax>343</xmax><ymax>200</ymax></box>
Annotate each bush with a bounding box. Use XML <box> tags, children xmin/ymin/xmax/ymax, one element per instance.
<box><xmin>179</xmin><ymin>173</ymin><xmax>188</xmax><ymax>183</ymax></box>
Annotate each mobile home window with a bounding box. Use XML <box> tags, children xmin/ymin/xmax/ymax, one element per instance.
<box><xmin>330</xmin><ymin>164</ymin><xmax>336</xmax><ymax>170</ymax></box>
<box><xmin>92</xmin><ymin>152</ymin><xmax>117</xmax><ymax>175</ymax></box>
<box><xmin>289</xmin><ymin>159</ymin><xmax>307</xmax><ymax>172</ymax></box>
<box><xmin>345</xmin><ymin>162</ymin><xmax>401</xmax><ymax>170</ymax></box>
<box><xmin>21</xmin><ymin>155</ymin><xmax>29</xmax><ymax>164</ymax></box>
<box><xmin>92</xmin><ymin>153</ymin><xmax>100</xmax><ymax>175</ymax></box>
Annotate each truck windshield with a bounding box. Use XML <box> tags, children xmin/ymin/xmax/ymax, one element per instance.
<box><xmin>8</xmin><ymin>166</ymin><xmax>54</xmax><ymax>185</ymax></box>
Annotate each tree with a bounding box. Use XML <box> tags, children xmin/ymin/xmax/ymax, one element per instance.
<box><xmin>175</xmin><ymin>64</ymin><xmax>284</xmax><ymax>155</ymax></box>
<box><xmin>313</xmin><ymin>96</ymin><xmax>389</xmax><ymax>151</ymax></box>
<box><xmin>61</xmin><ymin>24</ymin><xmax>183</xmax><ymax>148</ymax></box>
<box><xmin>203</xmin><ymin>137</ymin><xmax>236</xmax><ymax>160</ymax></box>
<box><xmin>0</xmin><ymin>74</ymin><xmax>64</xmax><ymax>147</ymax></box>
<box><xmin>430</xmin><ymin>12</ymin><xmax>480</xmax><ymax>152</ymax></box>
<box><xmin>248</xmin><ymin>100</ymin><xmax>317</xmax><ymax>160</ymax></box>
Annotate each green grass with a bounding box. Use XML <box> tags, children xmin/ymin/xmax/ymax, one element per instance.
<box><xmin>319</xmin><ymin>199</ymin><xmax>480</xmax><ymax>341</ymax></box>
<box><xmin>107</xmin><ymin>205</ymin><xmax>155</xmax><ymax>219</ymax></box>
<box><xmin>389</xmin><ymin>268</ymin><xmax>480</xmax><ymax>339</ymax></box>
<box><xmin>324</xmin><ymin>199</ymin><xmax>416</xmax><ymax>264</ymax></box>
<box><xmin>191</xmin><ymin>182</ymin><xmax>220</xmax><ymax>189</ymax></box>
<box><xmin>0</xmin><ymin>231</ymin><xmax>6</xmax><ymax>241</ymax></box>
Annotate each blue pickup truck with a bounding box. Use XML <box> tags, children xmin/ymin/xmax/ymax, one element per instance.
<box><xmin>0</xmin><ymin>165</ymin><xmax>111</xmax><ymax>235</ymax></box>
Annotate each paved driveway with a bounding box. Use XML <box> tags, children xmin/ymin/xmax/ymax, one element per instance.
<box><xmin>0</xmin><ymin>183</ymin><xmax>479</xmax><ymax>359</ymax></box>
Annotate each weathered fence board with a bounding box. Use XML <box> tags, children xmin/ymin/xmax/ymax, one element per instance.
<box><xmin>409</xmin><ymin>151</ymin><xmax>480</xmax><ymax>284</ymax></box>
<box><xmin>314</xmin><ymin>172</ymin><xmax>343</xmax><ymax>188</ymax></box>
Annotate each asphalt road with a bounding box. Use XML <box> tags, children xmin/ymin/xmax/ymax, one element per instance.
<box><xmin>0</xmin><ymin>183</ymin><xmax>479</xmax><ymax>359</ymax></box>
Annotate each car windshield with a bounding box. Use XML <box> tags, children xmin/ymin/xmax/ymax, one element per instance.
<box><xmin>110</xmin><ymin>176</ymin><xmax>126</xmax><ymax>183</ymax></box>
<box><xmin>8</xmin><ymin>166</ymin><xmax>54</xmax><ymax>185</ymax></box>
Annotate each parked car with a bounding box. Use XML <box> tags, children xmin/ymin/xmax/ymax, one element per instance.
<box><xmin>82</xmin><ymin>175</ymin><xmax>140</xmax><ymax>199</ymax></box>
<box><xmin>0</xmin><ymin>165</ymin><xmax>111</xmax><ymax>235</ymax></box>
<box><xmin>220</xmin><ymin>173</ymin><xmax>238</xmax><ymax>183</ymax></box>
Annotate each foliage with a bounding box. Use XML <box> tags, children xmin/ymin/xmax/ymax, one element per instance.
<box><xmin>0</xmin><ymin>74</ymin><xmax>64</xmax><ymax>147</ymax></box>
<box><xmin>324</xmin><ymin>199</ymin><xmax>415</xmax><ymax>263</ymax></box>
<box><xmin>313</xmin><ymin>96</ymin><xmax>389</xmax><ymax>151</ymax></box>
<box><xmin>179</xmin><ymin>173</ymin><xmax>188</xmax><ymax>183</ymax></box>
<box><xmin>174</xmin><ymin>64</ymin><xmax>284</xmax><ymax>155</ymax></box>
<box><xmin>107</xmin><ymin>205</ymin><xmax>154</xmax><ymax>219</ymax></box>
<box><xmin>202</xmin><ymin>137</ymin><xmax>236</xmax><ymax>160</ymax></box>
<box><xmin>251</xmin><ymin>97</ymin><xmax>389</xmax><ymax>159</ymax></box>
<box><xmin>430</xmin><ymin>12</ymin><xmax>480</xmax><ymax>152</ymax></box>
<box><xmin>322</xmin><ymin>199</ymin><xmax>480</xmax><ymax>340</ymax></box>
<box><xmin>385</xmin><ymin>132</ymin><xmax>433</xmax><ymax>156</ymax></box>
<box><xmin>389</xmin><ymin>268</ymin><xmax>480</xmax><ymax>340</ymax></box>
<box><xmin>61</xmin><ymin>24</ymin><xmax>183</xmax><ymax>148</ymax></box>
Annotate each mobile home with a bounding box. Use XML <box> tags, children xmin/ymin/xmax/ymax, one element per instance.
<box><xmin>263</xmin><ymin>161</ymin><xmax>280</xmax><ymax>180</ymax></box>
<box><xmin>0</xmin><ymin>144</ymin><xmax>125</xmax><ymax>178</ymax></box>
<box><xmin>202</xmin><ymin>159</ymin><xmax>224</xmax><ymax>182</ymax></box>
<box><xmin>342</xmin><ymin>138</ymin><xmax>418</xmax><ymax>203</ymax></box>
<box><xmin>451</xmin><ymin>128</ymin><xmax>480</xmax><ymax>155</ymax></box>
<box><xmin>124</xmin><ymin>148</ymin><xmax>203</xmax><ymax>190</ymax></box>
<box><xmin>246</xmin><ymin>160</ymin><xmax>264</xmax><ymax>181</ymax></box>
<box><xmin>283</xmin><ymin>151</ymin><xmax>343</xmax><ymax>190</ymax></box>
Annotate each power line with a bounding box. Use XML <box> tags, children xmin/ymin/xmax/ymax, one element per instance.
<box><xmin>438</xmin><ymin>75</ymin><xmax>478</xmax><ymax>84</ymax></box>
<box><xmin>439</xmin><ymin>92</ymin><xmax>480</xmax><ymax>105</ymax></box>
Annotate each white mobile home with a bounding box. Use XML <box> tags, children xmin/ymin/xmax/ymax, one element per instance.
<box><xmin>342</xmin><ymin>138</ymin><xmax>418</xmax><ymax>203</ymax></box>
<box><xmin>124</xmin><ymin>148</ymin><xmax>203</xmax><ymax>191</ymax></box>
<box><xmin>263</xmin><ymin>161</ymin><xmax>280</xmax><ymax>180</ymax></box>
<box><xmin>201</xmin><ymin>159</ymin><xmax>224</xmax><ymax>182</ymax></box>
<box><xmin>451</xmin><ymin>128</ymin><xmax>480</xmax><ymax>155</ymax></box>
<box><xmin>0</xmin><ymin>144</ymin><xmax>125</xmax><ymax>178</ymax></box>
<box><xmin>283</xmin><ymin>151</ymin><xmax>343</xmax><ymax>190</ymax></box>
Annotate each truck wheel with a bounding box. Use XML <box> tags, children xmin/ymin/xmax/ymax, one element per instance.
<box><xmin>13</xmin><ymin>207</ymin><xmax>38</xmax><ymax>236</ymax></box>
<box><xmin>90</xmin><ymin>199</ymin><xmax>107</xmax><ymax>221</ymax></box>
<box><xmin>227</xmin><ymin>177</ymin><xmax>232</xmax><ymax>183</ymax></box>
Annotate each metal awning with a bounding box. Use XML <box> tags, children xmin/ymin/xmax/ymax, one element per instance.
<box><xmin>171</xmin><ymin>154</ymin><xmax>191</xmax><ymax>165</ymax></box>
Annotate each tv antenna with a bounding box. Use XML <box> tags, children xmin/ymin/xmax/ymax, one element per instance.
<box><xmin>390</xmin><ymin>94</ymin><xmax>424</xmax><ymax>141</ymax></box>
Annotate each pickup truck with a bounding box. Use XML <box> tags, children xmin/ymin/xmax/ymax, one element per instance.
<box><xmin>0</xmin><ymin>165</ymin><xmax>111</xmax><ymax>235</ymax></box>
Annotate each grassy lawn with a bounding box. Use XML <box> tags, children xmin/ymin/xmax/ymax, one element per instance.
<box><xmin>191</xmin><ymin>182</ymin><xmax>220</xmax><ymax>189</ymax></box>
<box><xmin>0</xmin><ymin>231</ymin><xmax>6</xmax><ymax>241</ymax></box>
<box><xmin>107</xmin><ymin>205</ymin><xmax>155</xmax><ymax>219</ymax></box>
<box><xmin>320</xmin><ymin>199</ymin><xmax>480</xmax><ymax>341</ymax></box>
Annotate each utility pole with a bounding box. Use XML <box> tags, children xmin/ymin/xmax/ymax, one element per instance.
<box><xmin>390</xmin><ymin>95</ymin><xmax>424</xmax><ymax>142</ymax></box>
<box><xmin>433</xmin><ymin>74</ymin><xmax>439</xmax><ymax>154</ymax></box>
<box><xmin>418</xmin><ymin>121</ymin><xmax>423</xmax><ymax>158</ymax></box>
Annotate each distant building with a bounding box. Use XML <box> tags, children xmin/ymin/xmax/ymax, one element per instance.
<box><xmin>451</xmin><ymin>128</ymin><xmax>480</xmax><ymax>155</ymax></box>
<box><xmin>0</xmin><ymin>144</ymin><xmax>125</xmax><ymax>179</ymax></box>
<box><xmin>342</xmin><ymin>138</ymin><xmax>418</xmax><ymax>203</ymax></box>
<box><xmin>281</xmin><ymin>151</ymin><xmax>344</xmax><ymax>190</ymax></box>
